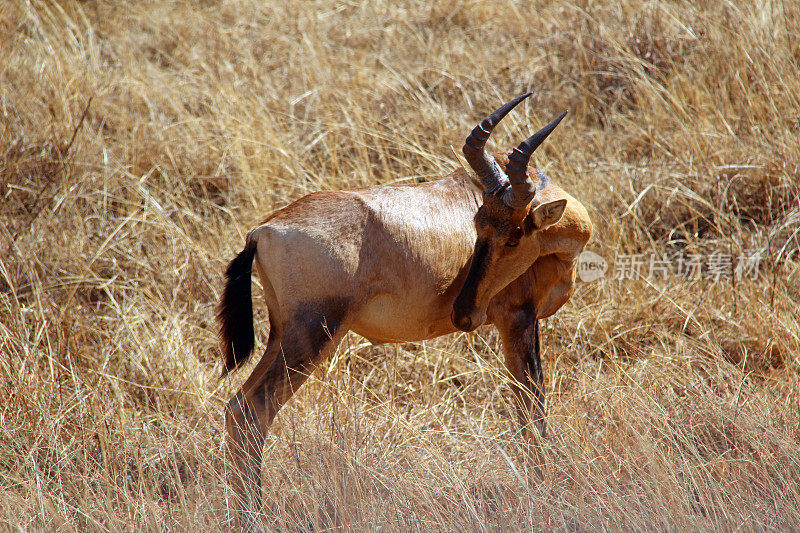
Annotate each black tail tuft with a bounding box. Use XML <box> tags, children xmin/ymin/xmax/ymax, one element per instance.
<box><xmin>217</xmin><ymin>242</ymin><xmax>257</xmax><ymax>377</ymax></box>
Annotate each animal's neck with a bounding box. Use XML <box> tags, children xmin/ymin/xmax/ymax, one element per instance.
<box><xmin>447</xmin><ymin>168</ymin><xmax>483</xmax><ymax>213</ymax></box>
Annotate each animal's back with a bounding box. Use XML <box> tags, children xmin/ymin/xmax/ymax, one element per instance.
<box><xmin>249</xmin><ymin>171</ymin><xmax>482</xmax><ymax>341</ymax></box>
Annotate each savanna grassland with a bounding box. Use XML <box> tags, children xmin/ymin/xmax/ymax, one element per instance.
<box><xmin>2</xmin><ymin>0</ymin><xmax>800</xmax><ymax>530</ymax></box>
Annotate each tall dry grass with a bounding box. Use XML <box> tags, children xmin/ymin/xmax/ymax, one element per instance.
<box><xmin>1</xmin><ymin>0</ymin><xmax>799</xmax><ymax>530</ymax></box>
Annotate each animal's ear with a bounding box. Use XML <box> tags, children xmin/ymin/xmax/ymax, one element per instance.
<box><xmin>525</xmin><ymin>199</ymin><xmax>567</xmax><ymax>233</ymax></box>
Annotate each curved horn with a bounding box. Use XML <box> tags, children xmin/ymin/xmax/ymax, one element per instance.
<box><xmin>503</xmin><ymin>110</ymin><xmax>568</xmax><ymax>209</ymax></box>
<box><xmin>462</xmin><ymin>92</ymin><xmax>533</xmax><ymax>193</ymax></box>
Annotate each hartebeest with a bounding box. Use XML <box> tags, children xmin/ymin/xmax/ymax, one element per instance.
<box><xmin>218</xmin><ymin>92</ymin><xmax>592</xmax><ymax>512</ymax></box>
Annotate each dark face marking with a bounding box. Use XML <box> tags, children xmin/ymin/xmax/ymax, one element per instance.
<box><xmin>453</xmin><ymin>193</ymin><xmax>528</xmax><ymax>314</ymax></box>
<box><xmin>475</xmin><ymin>194</ymin><xmax>515</xmax><ymax>234</ymax></box>
<box><xmin>453</xmin><ymin>238</ymin><xmax>491</xmax><ymax>313</ymax></box>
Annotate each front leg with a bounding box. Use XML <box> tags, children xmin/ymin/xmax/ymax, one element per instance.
<box><xmin>494</xmin><ymin>304</ymin><xmax>546</xmax><ymax>438</ymax></box>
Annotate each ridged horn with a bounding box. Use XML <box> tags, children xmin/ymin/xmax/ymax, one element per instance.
<box><xmin>503</xmin><ymin>110</ymin><xmax>568</xmax><ymax>209</ymax></box>
<box><xmin>462</xmin><ymin>92</ymin><xmax>533</xmax><ymax>194</ymax></box>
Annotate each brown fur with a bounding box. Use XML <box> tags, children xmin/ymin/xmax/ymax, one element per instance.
<box><xmin>218</xmin><ymin>149</ymin><xmax>592</xmax><ymax>516</ymax></box>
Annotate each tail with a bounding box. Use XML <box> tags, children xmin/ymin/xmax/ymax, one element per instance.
<box><xmin>217</xmin><ymin>239</ymin><xmax>257</xmax><ymax>377</ymax></box>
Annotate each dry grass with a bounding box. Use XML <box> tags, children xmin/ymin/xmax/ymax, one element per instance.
<box><xmin>2</xmin><ymin>0</ymin><xmax>800</xmax><ymax>530</ymax></box>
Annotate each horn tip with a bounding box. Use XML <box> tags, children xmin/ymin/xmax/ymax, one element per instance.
<box><xmin>548</xmin><ymin>110</ymin><xmax>569</xmax><ymax>128</ymax></box>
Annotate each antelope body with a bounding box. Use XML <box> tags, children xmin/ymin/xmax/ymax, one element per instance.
<box><xmin>218</xmin><ymin>93</ymin><xmax>592</xmax><ymax>514</ymax></box>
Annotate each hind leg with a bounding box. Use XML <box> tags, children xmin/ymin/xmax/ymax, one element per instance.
<box><xmin>225</xmin><ymin>301</ymin><xmax>350</xmax><ymax>519</ymax></box>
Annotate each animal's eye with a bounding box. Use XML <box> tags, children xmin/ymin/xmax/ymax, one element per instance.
<box><xmin>506</xmin><ymin>226</ymin><xmax>523</xmax><ymax>247</ymax></box>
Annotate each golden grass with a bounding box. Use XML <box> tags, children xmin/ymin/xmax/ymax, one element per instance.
<box><xmin>1</xmin><ymin>0</ymin><xmax>799</xmax><ymax>530</ymax></box>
